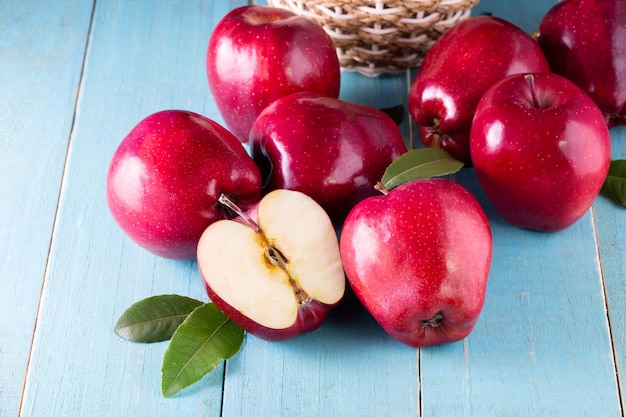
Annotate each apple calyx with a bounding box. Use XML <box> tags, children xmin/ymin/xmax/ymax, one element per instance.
<box><xmin>421</xmin><ymin>313</ymin><xmax>444</xmax><ymax>329</ymax></box>
<box><xmin>217</xmin><ymin>193</ymin><xmax>312</xmax><ymax>306</ymax></box>
<box><xmin>431</xmin><ymin>118</ymin><xmax>442</xmax><ymax>137</ymax></box>
<box><xmin>423</xmin><ymin>119</ymin><xmax>446</xmax><ymax>150</ymax></box>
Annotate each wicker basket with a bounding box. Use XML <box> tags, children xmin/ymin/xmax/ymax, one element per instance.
<box><xmin>268</xmin><ymin>0</ymin><xmax>480</xmax><ymax>77</ymax></box>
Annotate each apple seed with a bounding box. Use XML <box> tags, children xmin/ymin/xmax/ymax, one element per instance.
<box><xmin>218</xmin><ymin>193</ymin><xmax>312</xmax><ymax>305</ymax></box>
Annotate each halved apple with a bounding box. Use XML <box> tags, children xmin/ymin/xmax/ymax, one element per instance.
<box><xmin>197</xmin><ymin>189</ymin><xmax>346</xmax><ymax>341</ymax></box>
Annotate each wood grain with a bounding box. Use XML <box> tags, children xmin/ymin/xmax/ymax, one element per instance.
<box><xmin>0</xmin><ymin>1</ymin><xmax>93</xmax><ymax>416</ymax></box>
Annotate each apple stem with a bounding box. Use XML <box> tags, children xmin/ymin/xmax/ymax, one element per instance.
<box><xmin>218</xmin><ymin>193</ymin><xmax>262</xmax><ymax>234</ymax></box>
<box><xmin>218</xmin><ymin>193</ymin><xmax>312</xmax><ymax>306</ymax></box>
<box><xmin>265</xmin><ymin>245</ymin><xmax>289</xmax><ymax>268</ymax></box>
<box><xmin>374</xmin><ymin>182</ymin><xmax>390</xmax><ymax>195</ymax></box>
<box><xmin>525</xmin><ymin>74</ymin><xmax>540</xmax><ymax>108</ymax></box>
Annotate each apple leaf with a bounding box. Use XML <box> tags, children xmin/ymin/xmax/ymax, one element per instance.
<box><xmin>114</xmin><ymin>294</ymin><xmax>204</xmax><ymax>343</ymax></box>
<box><xmin>161</xmin><ymin>303</ymin><xmax>244</xmax><ymax>398</ymax></box>
<box><xmin>601</xmin><ymin>160</ymin><xmax>626</xmax><ymax>207</ymax></box>
<box><xmin>381</xmin><ymin>148</ymin><xmax>464</xmax><ymax>191</ymax></box>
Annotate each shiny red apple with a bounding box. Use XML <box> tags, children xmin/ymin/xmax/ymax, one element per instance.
<box><xmin>470</xmin><ymin>73</ymin><xmax>612</xmax><ymax>232</ymax></box>
<box><xmin>537</xmin><ymin>0</ymin><xmax>626</xmax><ymax>127</ymax></box>
<box><xmin>249</xmin><ymin>92</ymin><xmax>408</xmax><ymax>222</ymax></box>
<box><xmin>206</xmin><ymin>5</ymin><xmax>341</xmax><ymax>143</ymax></box>
<box><xmin>340</xmin><ymin>178</ymin><xmax>492</xmax><ymax>347</ymax></box>
<box><xmin>408</xmin><ymin>15</ymin><xmax>551</xmax><ymax>164</ymax></box>
<box><xmin>106</xmin><ymin>110</ymin><xmax>262</xmax><ymax>259</ymax></box>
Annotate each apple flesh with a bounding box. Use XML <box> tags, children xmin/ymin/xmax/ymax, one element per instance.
<box><xmin>250</xmin><ymin>91</ymin><xmax>408</xmax><ymax>223</ymax></box>
<box><xmin>198</xmin><ymin>189</ymin><xmax>346</xmax><ymax>342</ymax></box>
<box><xmin>537</xmin><ymin>0</ymin><xmax>626</xmax><ymax>127</ymax></box>
<box><xmin>106</xmin><ymin>110</ymin><xmax>262</xmax><ymax>260</ymax></box>
<box><xmin>470</xmin><ymin>73</ymin><xmax>612</xmax><ymax>232</ymax></box>
<box><xmin>408</xmin><ymin>15</ymin><xmax>551</xmax><ymax>164</ymax></box>
<box><xmin>206</xmin><ymin>5</ymin><xmax>341</xmax><ymax>143</ymax></box>
<box><xmin>340</xmin><ymin>179</ymin><xmax>492</xmax><ymax>348</ymax></box>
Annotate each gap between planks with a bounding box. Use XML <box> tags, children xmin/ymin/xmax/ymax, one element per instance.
<box><xmin>16</xmin><ymin>1</ymin><xmax>98</xmax><ymax>416</ymax></box>
<box><xmin>590</xmin><ymin>205</ymin><xmax>625</xmax><ymax>417</ymax></box>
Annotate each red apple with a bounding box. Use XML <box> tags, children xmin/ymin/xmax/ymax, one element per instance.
<box><xmin>536</xmin><ymin>0</ymin><xmax>626</xmax><ymax>127</ymax></box>
<box><xmin>408</xmin><ymin>15</ymin><xmax>551</xmax><ymax>164</ymax></box>
<box><xmin>206</xmin><ymin>5</ymin><xmax>341</xmax><ymax>143</ymax></box>
<box><xmin>198</xmin><ymin>189</ymin><xmax>346</xmax><ymax>342</ymax></box>
<box><xmin>470</xmin><ymin>73</ymin><xmax>612</xmax><ymax>232</ymax></box>
<box><xmin>249</xmin><ymin>91</ymin><xmax>408</xmax><ymax>222</ymax></box>
<box><xmin>106</xmin><ymin>110</ymin><xmax>262</xmax><ymax>260</ymax></box>
<box><xmin>340</xmin><ymin>178</ymin><xmax>492</xmax><ymax>348</ymax></box>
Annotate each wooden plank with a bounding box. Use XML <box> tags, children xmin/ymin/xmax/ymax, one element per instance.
<box><xmin>448</xmin><ymin>0</ymin><xmax>621</xmax><ymax>414</ymax></box>
<box><xmin>223</xmin><ymin>291</ymin><xmax>420</xmax><ymax>417</ymax></box>
<box><xmin>0</xmin><ymin>1</ymin><xmax>93</xmax><ymax>416</ymax></box>
<box><xmin>219</xmin><ymin>71</ymin><xmax>421</xmax><ymax>416</ymax></box>
<box><xmin>594</xmin><ymin>125</ymin><xmax>626</xmax><ymax>412</ymax></box>
<box><xmin>423</xmin><ymin>169</ymin><xmax>622</xmax><ymax>416</ymax></box>
<box><xmin>18</xmin><ymin>0</ymin><xmax>247</xmax><ymax>415</ymax></box>
<box><xmin>416</xmin><ymin>2</ymin><xmax>621</xmax><ymax>415</ymax></box>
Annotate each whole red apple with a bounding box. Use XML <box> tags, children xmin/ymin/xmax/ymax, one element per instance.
<box><xmin>537</xmin><ymin>0</ymin><xmax>626</xmax><ymax>127</ymax></box>
<box><xmin>470</xmin><ymin>73</ymin><xmax>612</xmax><ymax>232</ymax></box>
<box><xmin>249</xmin><ymin>92</ymin><xmax>408</xmax><ymax>222</ymax></box>
<box><xmin>340</xmin><ymin>178</ymin><xmax>492</xmax><ymax>348</ymax></box>
<box><xmin>198</xmin><ymin>189</ymin><xmax>345</xmax><ymax>341</ymax></box>
<box><xmin>106</xmin><ymin>110</ymin><xmax>262</xmax><ymax>260</ymax></box>
<box><xmin>408</xmin><ymin>15</ymin><xmax>551</xmax><ymax>164</ymax></box>
<box><xmin>206</xmin><ymin>5</ymin><xmax>341</xmax><ymax>143</ymax></box>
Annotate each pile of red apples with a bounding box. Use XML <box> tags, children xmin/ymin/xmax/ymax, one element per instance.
<box><xmin>107</xmin><ymin>1</ymin><xmax>624</xmax><ymax>348</ymax></box>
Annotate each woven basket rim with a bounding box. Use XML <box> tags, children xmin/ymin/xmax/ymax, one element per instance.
<box><xmin>267</xmin><ymin>0</ymin><xmax>480</xmax><ymax>76</ymax></box>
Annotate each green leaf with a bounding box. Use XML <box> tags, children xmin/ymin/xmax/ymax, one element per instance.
<box><xmin>161</xmin><ymin>303</ymin><xmax>244</xmax><ymax>397</ymax></box>
<box><xmin>381</xmin><ymin>148</ymin><xmax>464</xmax><ymax>191</ymax></box>
<box><xmin>601</xmin><ymin>159</ymin><xmax>626</xmax><ymax>207</ymax></box>
<box><xmin>114</xmin><ymin>295</ymin><xmax>203</xmax><ymax>343</ymax></box>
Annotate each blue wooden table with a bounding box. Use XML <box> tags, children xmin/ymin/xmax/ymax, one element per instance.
<box><xmin>2</xmin><ymin>1</ymin><xmax>625</xmax><ymax>416</ymax></box>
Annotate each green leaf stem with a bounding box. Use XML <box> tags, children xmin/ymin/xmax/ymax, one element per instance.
<box><xmin>381</xmin><ymin>148</ymin><xmax>464</xmax><ymax>191</ymax></box>
<box><xmin>114</xmin><ymin>295</ymin><xmax>203</xmax><ymax>343</ymax></box>
<box><xmin>161</xmin><ymin>303</ymin><xmax>244</xmax><ymax>397</ymax></box>
<box><xmin>601</xmin><ymin>159</ymin><xmax>626</xmax><ymax>207</ymax></box>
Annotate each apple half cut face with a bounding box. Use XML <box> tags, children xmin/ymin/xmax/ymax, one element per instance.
<box><xmin>197</xmin><ymin>189</ymin><xmax>346</xmax><ymax>341</ymax></box>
